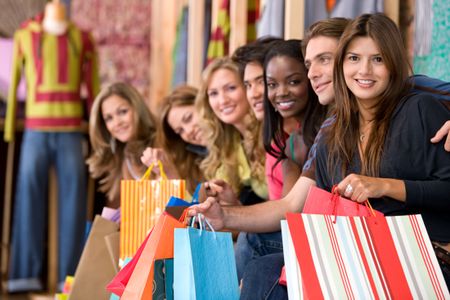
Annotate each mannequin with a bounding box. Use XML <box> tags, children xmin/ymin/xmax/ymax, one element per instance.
<box><xmin>42</xmin><ymin>0</ymin><xmax>68</xmax><ymax>35</ymax></box>
<box><xmin>4</xmin><ymin>0</ymin><xmax>100</xmax><ymax>292</ymax></box>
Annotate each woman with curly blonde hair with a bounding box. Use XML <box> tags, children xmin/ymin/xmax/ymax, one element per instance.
<box><xmin>196</xmin><ymin>57</ymin><xmax>267</xmax><ymax>205</ymax></box>
<box><xmin>195</xmin><ymin>57</ymin><xmax>270</xmax><ymax>282</ymax></box>
<box><xmin>86</xmin><ymin>82</ymin><xmax>157</xmax><ymax>208</ymax></box>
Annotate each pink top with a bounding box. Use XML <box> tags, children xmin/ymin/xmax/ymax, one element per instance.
<box><xmin>265</xmin><ymin>152</ymin><xmax>283</xmax><ymax>200</ymax></box>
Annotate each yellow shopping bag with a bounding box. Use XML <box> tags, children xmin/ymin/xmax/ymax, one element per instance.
<box><xmin>120</xmin><ymin>161</ymin><xmax>185</xmax><ymax>261</ymax></box>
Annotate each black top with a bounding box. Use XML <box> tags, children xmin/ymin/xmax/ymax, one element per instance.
<box><xmin>315</xmin><ymin>93</ymin><xmax>450</xmax><ymax>242</ymax></box>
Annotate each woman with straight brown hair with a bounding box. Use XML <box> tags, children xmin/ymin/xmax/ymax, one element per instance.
<box><xmin>315</xmin><ymin>13</ymin><xmax>450</xmax><ymax>285</ymax></box>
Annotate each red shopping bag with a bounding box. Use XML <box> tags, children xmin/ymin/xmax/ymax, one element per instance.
<box><xmin>279</xmin><ymin>186</ymin><xmax>384</xmax><ymax>287</ymax></box>
<box><xmin>106</xmin><ymin>231</ymin><xmax>151</xmax><ymax>296</ymax></box>
<box><xmin>303</xmin><ymin>186</ymin><xmax>384</xmax><ymax>217</ymax></box>
<box><xmin>279</xmin><ymin>266</ymin><xmax>287</xmax><ymax>285</ymax></box>
<box><xmin>281</xmin><ymin>213</ymin><xmax>449</xmax><ymax>299</ymax></box>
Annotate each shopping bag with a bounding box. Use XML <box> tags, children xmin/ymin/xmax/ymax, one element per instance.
<box><xmin>109</xmin><ymin>258</ymin><xmax>132</xmax><ymax>300</ymax></box>
<box><xmin>108</xmin><ymin>185</ymin><xmax>193</xmax><ymax>297</ymax></box>
<box><xmin>106</xmin><ymin>232</ymin><xmax>151</xmax><ymax>296</ymax></box>
<box><xmin>303</xmin><ymin>186</ymin><xmax>384</xmax><ymax>217</ymax></box>
<box><xmin>281</xmin><ymin>213</ymin><xmax>449</xmax><ymax>299</ymax></box>
<box><xmin>166</xmin><ymin>182</ymin><xmax>200</xmax><ymax>207</ymax></box>
<box><xmin>153</xmin><ymin>259</ymin><xmax>174</xmax><ymax>300</ymax></box>
<box><xmin>104</xmin><ymin>232</ymin><xmax>120</xmax><ymax>273</ymax></box>
<box><xmin>279</xmin><ymin>186</ymin><xmax>385</xmax><ymax>286</ymax></box>
<box><xmin>121</xmin><ymin>212</ymin><xmax>186</xmax><ymax>300</ymax></box>
<box><xmin>279</xmin><ymin>266</ymin><xmax>287</xmax><ymax>286</ymax></box>
<box><xmin>68</xmin><ymin>215</ymin><xmax>119</xmax><ymax>300</ymax></box>
<box><xmin>165</xmin><ymin>183</ymin><xmax>201</xmax><ymax>219</ymax></box>
<box><xmin>173</xmin><ymin>223</ymin><xmax>240</xmax><ymax>300</ymax></box>
<box><xmin>120</xmin><ymin>161</ymin><xmax>186</xmax><ymax>261</ymax></box>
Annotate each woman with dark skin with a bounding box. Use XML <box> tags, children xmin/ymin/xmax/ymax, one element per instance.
<box><xmin>262</xmin><ymin>39</ymin><xmax>327</xmax><ymax>196</ymax></box>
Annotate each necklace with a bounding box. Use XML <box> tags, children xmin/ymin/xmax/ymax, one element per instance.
<box><xmin>359</xmin><ymin>120</ymin><xmax>374</xmax><ymax>143</ymax></box>
<box><xmin>359</xmin><ymin>132</ymin><xmax>366</xmax><ymax>142</ymax></box>
<box><xmin>125</xmin><ymin>157</ymin><xmax>141</xmax><ymax>180</ymax></box>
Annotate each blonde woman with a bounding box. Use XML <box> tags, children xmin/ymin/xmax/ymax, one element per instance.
<box><xmin>195</xmin><ymin>57</ymin><xmax>272</xmax><ymax>281</ymax></box>
<box><xmin>196</xmin><ymin>57</ymin><xmax>267</xmax><ymax>205</ymax></box>
<box><xmin>87</xmin><ymin>82</ymin><xmax>157</xmax><ymax>208</ymax></box>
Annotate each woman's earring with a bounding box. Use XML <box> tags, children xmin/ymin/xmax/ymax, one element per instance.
<box><xmin>110</xmin><ymin>137</ymin><xmax>116</xmax><ymax>154</ymax></box>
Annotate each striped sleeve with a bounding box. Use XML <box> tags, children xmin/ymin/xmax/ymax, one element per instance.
<box><xmin>4</xmin><ymin>31</ymin><xmax>25</xmax><ymax>142</ymax></box>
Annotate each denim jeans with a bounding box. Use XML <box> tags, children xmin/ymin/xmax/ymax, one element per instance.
<box><xmin>437</xmin><ymin>254</ymin><xmax>450</xmax><ymax>290</ymax></box>
<box><xmin>8</xmin><ymin>130</ymin><xmax>87</xmax><ymax>292</ymax></box>
<box><xmin>234</xmin><ymin>231</ymin><xmax>283</xmax><ymax>282</ymax></box>
<box><xmin>240</xmin><ymin>252</ymin><xmax>288</xmax><ymax>300</ymax></box>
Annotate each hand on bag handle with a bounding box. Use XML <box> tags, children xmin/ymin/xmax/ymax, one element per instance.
<box><xmin>189</xmin><ymin>213</ymin><xmax>216</xmax><ymax>237</ymax></box>
<box><xmin>331</xmin><ymin>185</ymin><xmax>377</xmax><ymax>224</ymax></box>
<box><xmin>140</xmin><ymin>160</ymin><xmax>167</xmax><ymax>180</ymax></box>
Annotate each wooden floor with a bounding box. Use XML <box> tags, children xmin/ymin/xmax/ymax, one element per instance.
<box><xmin>0</xmin><ymin>294</ymin><xmax>29</xmax><ymax>300</ymax></box>
<box><xmin>0</xmin><ymin>293</ymin><xmax>54</xmax><ymax>300</ymax></box>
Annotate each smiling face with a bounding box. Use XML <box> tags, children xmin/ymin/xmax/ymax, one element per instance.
<box><xmin>243</xmin><ymin>61</ymin><xmax>265</xmax><ymax>121</ymax></box>
<box><xmin>343</xmin><ymin>37</ymin><xmax>390</xmax><ymax>106</ymax></box>
<box><xmin>167</xmin><ymin>104</ymin><xmax>206</xmax><ymax>146</ymax></box>
<box><xmin>101</xmin><ymin>94</ymin><xmax>136</xmax><ymax>143</ymax></box>
<box><xmin>207</xmin><ymin>68</ymin><xmax>250</xmax><ymax>130</ymax></box>
<box><xmin>305</xmin><ymin>36</ymin><xmax>339</xmax><ymax>106</ymax></box>
<box><xmin>266</xmin><ymin>55</ymin><xmax>309</xmax><ymax>119</ymax></box>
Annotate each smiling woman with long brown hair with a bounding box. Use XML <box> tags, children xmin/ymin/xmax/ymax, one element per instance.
<box><xmin>87</xmin><ymin>82</ymin><xmax>157</xmax><ymax>208</ymax></box>
<box><xmin>315</xmin><ymin>13</ymin><xmax>450</xmax><ymax>286</ymax></box>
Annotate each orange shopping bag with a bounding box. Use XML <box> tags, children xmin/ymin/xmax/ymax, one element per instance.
<box><xmin>121</xmin><ymin>212</ymin><xmax>187</xmax><ymax>300</ymax></box>
<box><xmin>120</xmin><ymin>161</ymin><xmax>185</xmax><ymax>262</ymax></box>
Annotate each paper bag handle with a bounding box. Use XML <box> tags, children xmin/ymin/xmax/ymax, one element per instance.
<box><xmin>330</xmin><ymin>185</ymin><xmax>376</xmax><ymax>223</ymax></box>
<box><xmin>140</xmin><ymin>160</ymin><xmax>167</xmax><ymax>180</ymax></box>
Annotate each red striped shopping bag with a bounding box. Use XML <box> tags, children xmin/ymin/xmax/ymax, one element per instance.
<box><xmin>120</xmin><ymin>163</ymin><xmax>185</xmax><ymax>261</ymax></box>
<box><xmin>281</xmin><ymin>213</ymin><xmax>449</xmax><ymax>299</ymax></box>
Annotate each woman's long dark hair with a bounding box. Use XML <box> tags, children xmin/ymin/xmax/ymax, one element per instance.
<box><xmin>263</xmin><ymin>39</ymin><xmax>327</xmax><ymax>167</ymax></box>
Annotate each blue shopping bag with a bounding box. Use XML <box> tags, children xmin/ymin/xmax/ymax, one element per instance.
<box><xmin>173</xmin><ymin>221</ymin><xmax>239</xmax><ymax>300</ymax></box>
<box><xmin>166</xmin><ymin>183</ymin><xmax>201</xmax><ymax>207</ymax></box>
<box><xmin>166</xmin><ymin>183</ymin><xmax>202</xmax><ymax>220</ymax></box>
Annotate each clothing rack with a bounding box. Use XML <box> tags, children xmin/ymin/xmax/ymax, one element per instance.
<box><xmin>148</xmin><ymin>0</ymin><xmax>399</xmax><ymax>113</ymax></box>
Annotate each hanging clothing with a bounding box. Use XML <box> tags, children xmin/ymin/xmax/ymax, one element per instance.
<box><xmin>304</xmin><ymin>0</ymin><xmax>383</xmax><ymax>30</ymax></box>
<box><xmin>246</xmin><ymin>0</ymin><xmax>259</xmax><ymax>42</ymax></box>
<box><xmin>4</xmin><ymin>15</ymin><xmax>100</xmax><ymax>142</ymax></box>
<box><xmin>414</xmin><ymin>0</ymin><xmax>434</xmax><ymax>57</ymax></box>
<box><xmin>203</xmin><ymin>0</ymin><xmax>213</xmax><ymax>68</ymax></box>
<box><xmin>206</xmin><ymin>0</ymin><xmax>230</xmax><ymax>62</ymax></box>
<box><xmin>172</xmin><ymin>6</ymin><xmax>189</xmax><ymax>87</ymax></box>
<box><xmin>257</xmin><ymin>0</ymin><xmax>284</xmax><ymax>38</ymax></box>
